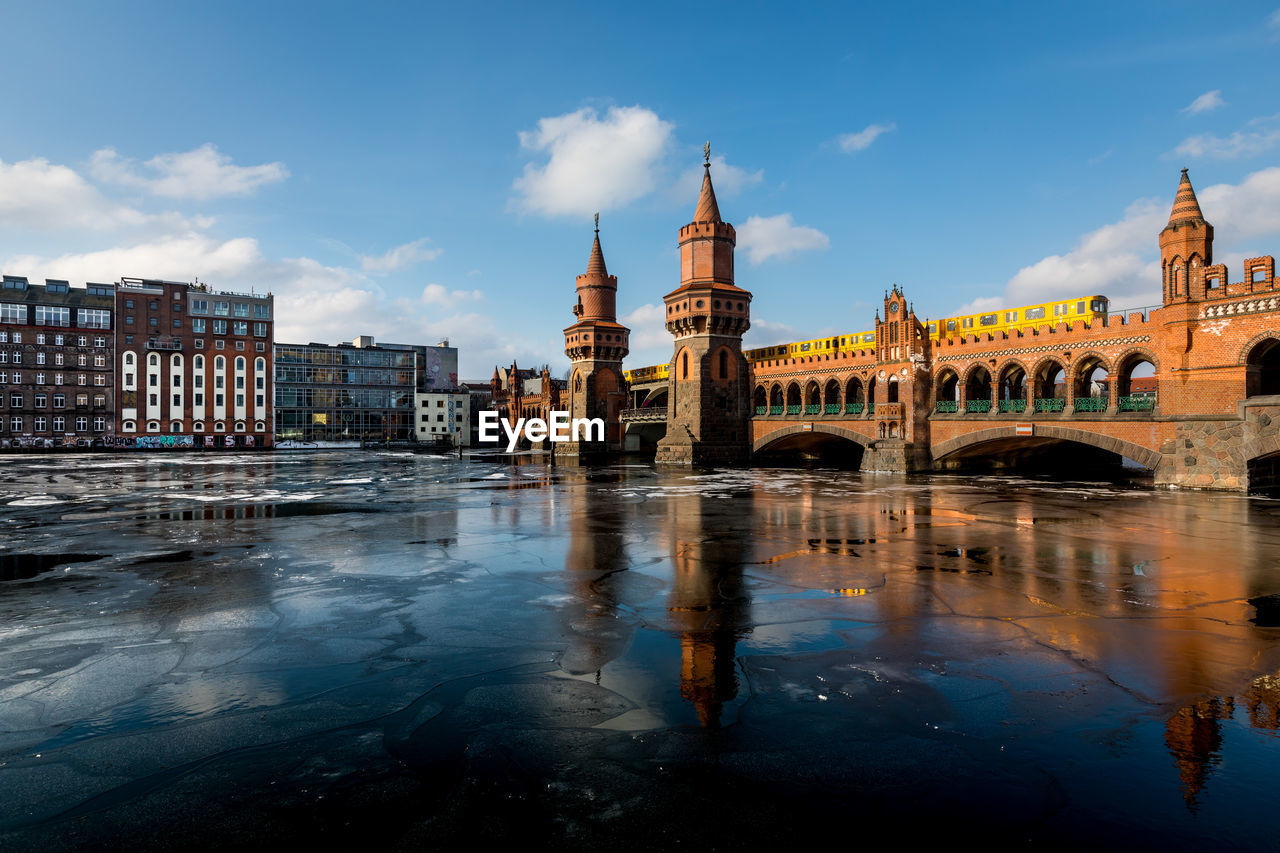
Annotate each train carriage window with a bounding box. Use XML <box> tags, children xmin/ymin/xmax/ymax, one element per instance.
<box><xmin>979</xmin><ymin>314</ymin><xmax>998</xmax><ymax>326</ymax></box>
<box><xmin>928</xmin><ymin>323</ymin><xmax>937</xmax><ymax>334</ymax></box>
<box><xmin>947</xmin><ymin>321</ymin><xmax>957</xmax><ymax>332</ymax></box>
<box><xmin>1077</xmin><ymin>301</ymin><xmax>1086</xmax><ymax>314</ymax></box>
<box><xmin>1025</xmin><ymin>307</ymin><xmax>1045</xmax><ymax>320</ymax></box>
<box><xmin>800</xmin><ymin>343</ymin><xmax>810</xmax><ymax>352</ymax></box>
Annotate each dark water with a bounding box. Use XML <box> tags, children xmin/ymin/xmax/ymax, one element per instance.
<box><xmin>1</xmin><ymin>452</ymin><xmax>1279</xmax><ymax>850</ymax></box>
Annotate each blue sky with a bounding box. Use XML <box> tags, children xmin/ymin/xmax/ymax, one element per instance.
<box><xmin>2</xmin><ymin>1</ymin><xmax>1279</xmax><ymax>378</ymax></box>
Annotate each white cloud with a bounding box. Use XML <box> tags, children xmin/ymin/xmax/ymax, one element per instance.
<box><xmin>1181</xmin><ymin>90</ymin><xmax>1225</xmax><ymax>114</ymax></box>
<box><xmin>0</xmin><ymin>156</ymin><xmax>186</xmax><ymax>232</ymax></box>
<box><xmin>360</xmin><ymin>237</ymin><xmax>442</xmax><ymax>272</ymax></box>
<box><xmin>669</xmin><ymin>154</ymin><xmax>763</xmax><ymax>205</ymax></box>
<box><xmin>1001</xmin><ymin>166</ymin><xmax>1280</xmax><ymax>311</ymax></box>
<box><xmin>90</xmin><ymin>144</ymin><xmax>288</xmax><ymax>200</ymax></box>
<box><xmin>1171</xmin><ymin>114</ymin><xmax>1280</xmax><ymax>159</ymax></box>
<box><xmin>742</xmin><ymin>317</ymin><xmax>800</xmax><ymax>350</ymax></box>
<box><xmin>620</xmin><ymin>303</ymin><xmax>669</xmax><ymax>354</ymax></box>
<box><xmin>839</xmin><ymin>122</ymin><xmax>896</xmax><ymax>153</ymax></box>
<box><xmin>736</xmin><ymin>213</ymin><xmax>830</xmax><ymax>264</ymax></box>
<box><xmin>421</xmin><ymin>283</ymin><xmax>482</xmax><ymax>307</ymax></box>
<box><xmin>512</xmin><ymin>106</ymin><xmax>674</xmax><ymax>218</ymax></box>
<box><xmin>948</xmin><ymin>295</ymin><xmax>1006</xmax><ymax>317</ymax></box>
<box><xmin>1270</xmin><ymin>8</ymin><xmax>1280</xmax><ymax>40</ymax></box>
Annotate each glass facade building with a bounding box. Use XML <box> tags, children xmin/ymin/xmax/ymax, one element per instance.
<box><xmin>274</xmin><ymin>337</ymin><xmax>457</xmax><ymax>441</ymax></box>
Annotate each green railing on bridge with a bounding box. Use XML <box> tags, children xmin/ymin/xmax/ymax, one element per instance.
<box><xmin>1074</xmin><ymin>397</ymin><xmax>1107</xmax><ymax>414</ymax></box>
<box><xmin>804</xmin><ymin>404</ymin><xmax>821</xmax><ymax>414</ymax></box>
<box><xmin>1118</xmin><ymin>396</ymin><xmax>1156</xmax><ymax>412</ymax></box>
<box><xmin>786</xmin><ymin>405</ymin><xmax>801</xmax><ymax>415</ymax></box>
<box><xmin>935</xmin><ymin>400</ymin><xmax>958</xmax><ymax>413</ymax></box>
<box><xmin>845</xmin><ymin>402</ymin><xmax>864</xmax><ymax>414</ymax></box>
<box><xmin>755</xmin><ymin>406</ymin><xmax>767</xmax><ymax>415</ymax></box>
<box><xmin>965</xmin><ymin>399</ymin><xmax>992</xmax><ymax>413</ymax></box>
<box><xmin>824</xmin><ymin>403</ymin><xmax>840</xmax><ymax>414</ymax></box>
<box><xmin>770</xmin><ymin>405</ymin><xmax>784</xmax><ymax>415</ymax></box>
<box><xmin>1034</xmin><ymin>397</ymin><xmax>1066</xmax><ymax>413</ymax></box>
<box><xmin>998</xmin><ymin>398</ymin><xmax>1027</xmax><ymax>413</ymax></box>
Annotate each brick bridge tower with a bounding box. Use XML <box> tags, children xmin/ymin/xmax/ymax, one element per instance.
<box><xmin>1161</xmin><ymin>168</ymin><xmax>1213</xmax><ymax>308</ymax></box>
<box><xmin>656</xmin><ymin>145</ymin><xmax>753</xmax><ymax>465</ymax></box>
<box><xmin>563</xmin><ymin>215</ymin><xmax>630</xmax><ymax>454</ymax></box>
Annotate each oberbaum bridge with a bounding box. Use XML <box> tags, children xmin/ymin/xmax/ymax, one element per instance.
<box><xmin>500</xmin><ymin>148</ymin><xmax>1280</xmax><ymax>492</ymax></box>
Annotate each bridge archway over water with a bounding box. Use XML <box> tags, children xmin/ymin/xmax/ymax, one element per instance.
<box><xmin>932</xmin><ymin>425</ymin><xmax>1162</xmax><ymax>473</ymax></box>
<box><xmin>753</xmin><ymin>423</ymin><xmax>871</xmax><ymax>467</ymax></box>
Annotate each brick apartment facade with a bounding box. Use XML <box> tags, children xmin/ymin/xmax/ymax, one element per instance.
<box><xmin>0</xmin><ymin>276</ymin><xmax>115</xmax><ymax>448</ymax></box>
<box><xmin>115</xmin><ymin>278</ymin><xmax>274</xmax><ymax>448</ymax></box>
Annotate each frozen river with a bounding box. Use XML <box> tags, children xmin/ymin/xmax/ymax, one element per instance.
<box><xmin>1</xmin><ymin>452</ymin><xmax>1279</xmax><ymax>849</ymax></box>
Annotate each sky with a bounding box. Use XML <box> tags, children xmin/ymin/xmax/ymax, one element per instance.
<box><xmin>1</xmin><ymin>1</ymin><xmax>1279</xmax><ymax>380</ymax></box>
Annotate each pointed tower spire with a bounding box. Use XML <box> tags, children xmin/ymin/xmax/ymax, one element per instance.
<box><xmin>693</xmin><ymin>142</ymin><xmax>722</xmax><ymax>223</ymax></box>
<box><xmin>1168</xmin><ymin>168</ymin><xmax>1205</xmax><ymax>226</ymax></box>
<box><xmin>586</xmin><ymin>212</ymin><xmax>608</xmax><ymax>277</ymax></box>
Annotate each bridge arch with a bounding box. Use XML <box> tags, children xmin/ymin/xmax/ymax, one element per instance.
<box><xmin>932</xmin><ymin>424</ymin><xmax>1162</xmax><ymax>470</ymax></box>
<box><xmin>753</xmin><ymin>422</ymin><xmax>874</xmax><ymax>455</ymax></box>
<box><xmin>995</xmin><ymin>358</ymin><xmax>1028</xmax><ymax>401</ymax></box>
<box><xmin>1030</xmin><ymin>355</ymin><xmax>1068</xmax><ymax>399</ymax></box>
<box><xmin>1242</xmin><ymin>332</ymin><xmax>1280</xmax><ymax>398</ymax></box>
<box><xmin>1070</xmin><ymin>351</ymin><xmax>1111</xmax><ymax>400</ymax></box>
<box><xmin>934</xmin><ymin>366</ymin><xmax>960</xmax><ymax>403</ymax></box>
<box><xmin>1114</xmin><ymin>347</ymin><xmax>1159</xmax><ymax>400</ymax></box>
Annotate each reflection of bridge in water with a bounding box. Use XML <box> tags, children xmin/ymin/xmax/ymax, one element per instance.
<box><xmin>607</xmin><ymin>167</ymin><xmax>1280</xmax><ymax>490</ymax></box>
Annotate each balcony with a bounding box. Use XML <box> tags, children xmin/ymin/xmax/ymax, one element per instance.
<box><xmin>1118</xmin><ymin>396</ymin><xmax>1156</xmax><ymax>412</ymax></box>
<box><xmin>1073</xmin><ymin>397</ymin><xmax>1107</xmax><ymax>414</ymax></box>
<box><xmin>877</xmin><ymin>402</ymin><xmax>904</xmax><ymax>419</ymax></box>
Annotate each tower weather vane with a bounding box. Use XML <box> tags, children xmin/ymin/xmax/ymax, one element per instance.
<box><xmin>594</xmin><ymin>212</ymin><xmax>599</xmax><ymax>232</ymax></box>
<box><xmin>704</xmin><ymin>141</ymin><xmax>710</xmax><ymax>165</ymax></box>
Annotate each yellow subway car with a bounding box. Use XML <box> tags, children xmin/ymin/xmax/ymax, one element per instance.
<box><xmin>928</xmin><ymin>295</ymin><xmax>1108</xmax><ymax>340</ymax></box>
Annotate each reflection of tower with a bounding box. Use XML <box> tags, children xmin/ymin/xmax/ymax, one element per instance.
<box><xmin>563</xmin><ymin>217</ymin><xmax>630</xmax><ymax>455</ymax></box>
<box><xmin>656</xmin><ymin>145</ymin><xmax>753</xmax><ymax>466</ymax></box>
<box><xmin>1164</xmin><ymin>697</ymin><xmax>1233</xmax><ymax>808</ymax></box>
<box><xmin>559</xmin><ymin>479</ymin><xmax>632</xmax><ymax>675</ymax></box>
<box><xmin>666</xmin><ymin>489</ymin><xmax>752</xmax><ymax>727</ymax></box>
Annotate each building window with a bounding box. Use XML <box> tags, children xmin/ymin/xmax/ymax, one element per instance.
<box><xmin>170</xmin><ymin>421</ymin><xmax>182</xmax><ymax>433</ymax></box>
<box><xmin>192</xmin><ymin>319</ymin><xmax>206</xmax><ymax>333</ymax></box>
<box><xmin>215</xmin><ymin>421</ymin><xmax>225</xmax><ymax>432</ymax></box>
<box><xmin>10</xmin><ymin>416</ymin><xmax>22</xmax><ymax>432</ymax></box>
<box><xmin>255</xmin><ymin>342</ymin><xmax>265</xmax><ymax>352</ymax></box>
<box><xmin>34</xmin><ymin>392</ymin><xmax>45</xmax><ymax>407</ymax></box>
<box><xmin>214</xmin><ymin>302</ymin><xmax>230</xmax><ymax>316</ymax></box>
<box><xmin>54</xmin><ymin>353</ymin><xmax>63</xmax><ymax>366</ymax></box>
<box><xmin>215</xmin><ymin>376</ymin><xmax>224</xmax><ymax>389</ymax></box>
<box><xmin>254</xmin><ymin>304</ymin><xmax>270</xmax><ymax>319</ymax></box>
<box><xmin>93</xmin><ymin>417</ymin><xmax>105</xmax><ymax>432</ymax></box>
<box><xmin>150</xmin><ymin>374</ymin><xmax>158</xmax><ymax>387</ymax></box>
<box><xmin>94</xmin><ymin>336</ymin><xmax>105</xmax><ymax>347</ymax></box>
<box><xmin>36</xmin><ymin>333</ymin><xmax>45</xmax><ymax>345</ymax></box>
<box><xmin>76</xmin><ymin>393</ymin><xmax>88</xmax><ymax>407</ymax></box>
<box><xmin>233</xmin><ymin>321</ymin><xmax>247</xmax><ymax>335</ymax></box>
<box><xmin>235</xmin><ymin>376</ymin><xmax>244</xmax><ymax>389</ymax></box>
<box><xmin>8</xmin><ymin>393</ymin><xmax>20</xmax><ymax>408</ymax></box>
<box><xmin>147</xmin><ymin>421</ymin><xmax>159</xmax><ymax>432</ymax></box>
<box><xmin>77</xmin><ymin>375</ymin><xmax>86</xmax><ymax>385</ymax></box>
<box><xmin>214</xmin><ymin>320</ymin><xmax>227</xmax><ymax>335</ymax></box>
<box><xmin>149</xmin><ymin>317</ymin><xmax>158</xmax><ymax>327</ymax></box>
<box><xmin>122</xmin><ymin>420</ymin><xmax>135</xmax><ymax>432</ymax></box>
<box><xmin>173</xmin><ymin>394</ymin><xmax>181</xmax><ymax>407</ymax></box>
<box><xmin>93</xmin><ymin>395</ymin><xmax>104</xmax><ymax>407</ymax></box>
<box><xmin>34</xmin><ymin>416</ymin><xmax>46</xmax><ymax>431</ymax></box>
<box><xmin>76</xmin><ymin>417</ymin><xmax>88</xmax><ymax>431</ymax></box>
<box><xmin>235</xmin><ymin>341</ymin><xmax>245</xmax><ymax>350</ymax></box>
<box><xmin>35</xmin><ymin>373</ymin><xmax>45</xmax><ymax>385</ymax></box>
<box><xmin>194</xmin><ymin>393</ymin><xmax>204</xmax><ymax>406</ymax></box>
<box><xmin>76</xmin><ymin>309</ymin><xmax>110</xmax><ymax>329</ymax></box>
<box><xmin>215</xmin><ymin>394</ymin><xmax>224</xmax><ymax>407</ymax></box>
<box><xmin>125</xmin><ymin>316</ymin><xmax>134</xmax><ymax>325</ymax></box>
<box><xmin>53</xmin><ymin>394</ymin><xmax>64</xmax><ymax>408</ymax></box>
<box><xmin>34</xmin><ymin>306</ymin><xmax>71</xmax><ymax>326</ymax></box>
<box><xmin>233</xmin><ymin>303</ymin><xmax>249</xmax><ymax>317</ymax></box>
<box><xmin>191</xmin><ymin>299</ymin><xmax>208</xmax><ymax>315</ymax></box>
<box><xmin>94</xmin><ymin>375</ymin><xmax>105</xmax><ymax>386</ymax></box>
<box><xmin>194</xmin><ymin>339</ymin><xmax>204</xmax><ymax>349</ymax></box>
<box><xmin>215</xmin><ymin>356</ymin><xmax>225</xmax><ymax>370</ymax></box>
<box><xmin>193</xmin><ymin>422</ymin><xmax>205</xmax><ymax>432</ymax></box>
<box><xmin>53</xmin><ymin>416</ymin><xmax>65</xmax><ymax>431</ymax></box>
<box><xmin>36</xmin><ymin>352</ymin><xmax>45</xmax><ymax>365</ymax></box>
<box><xmin>173</xmin><ymin>319</ymin><xmax>182</xmax><ymax>329</ymax></box>
<box><xmin>53</xmin><ymin>373</ymin><xmax>61</xmax><ymax>384</ymax></box>
<box><xmin>256</xmin><ymin>395</ymin><xmax>264</xmax><ymax>408</ymax></box>
<box><xmin>234</xmin><ymin>422</ymin><xmax>245</xmax><ymax>432</ymax></box>
<box><xmin>173</xmin><ymin>375</ymin><xmax>182</xmax><ymax>387</ymax></box>
<box><xmin>254</xmin><ymin>322</ymin><xmax>267</xmax><ymax>337</ymax></box>
<box><xmin>235</xmin><ymin>394</ymin><xmax>244</xmax><ymax>407</ymax></box>
<box><xmin>125</xmin><ymin>299</ymin><xmax>134</xmax><ymax>309</ymax></box>
<box><xmin>149</xmin><ymin>394</ymin><xmax>158</xmax><ymax>406</ymax></box>
<box><xmin>215</xmin><ymin>340</ymin><xmax>224</xmax><ymax>350</ymax></box>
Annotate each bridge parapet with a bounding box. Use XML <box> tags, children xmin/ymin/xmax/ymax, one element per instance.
<box><xmin>620</xmin><ymin>407</ymin><xmax>667</xmax><ymax>424</ymax></box>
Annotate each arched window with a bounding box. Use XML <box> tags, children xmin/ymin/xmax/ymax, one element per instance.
<box><xmin>681</xmin><ymin>351</ymin><xmax>689</xmax><ymax>379</ymax></box>
<box><xmin>254</xmin><ymin>357</ymin><xmax>265</xmax><ymax>373</ymax></box>
<box><xmin>148</xmin><ymin>353</ymin><xmax>158</xmax><ymax>366</ymax></box>
<box><xmin>215</xmin><ymin>421</ymin><xmax>225</xmax><ymax>433</ymax></box>
<box><xmin>170</xmin><ymin>421</ymin><xmax>182</xmax><ymax>433</ymax></box>
<box><xmin>194</xmin><ymin>355</ymin><xmax>204</xmax><ymax>370</ymax></box>
<box><xmin>122</xmin><ymin>420</ymin><xmax>136</xmax><ymax>433</ymax></box>
<box><xmin>234</xmin><ymin>422</ymin><xmax>246</xmax><ymax>432</ymax></box>
<box><xmin>235</xmin><ymin>357</ymin><xmax>245</xmax><ymax>371</ymax></box>
<box><xmin>147</xmin><ymin>421</ymin><xmax>160</xmax><ymax>432</ymax></box>
<box><xmin>255</xmin><ymin>421</ymin><xmax>265</xmax><ymax>432</ymax></box>
<box><xmin>193</xmin><ymin>422</ymin><xmax>205</xmax><ymax>432</ymax></box>
<box><xmin>171</xmin><ymin>354</ymin><xmax>182</xmax><ymax>369</ymax></box>
<box><xmin>215</xmin><ymin>356</ymin><xmax>225</xmax><ymax>370</ymax></box>
<box><xmin>124</xmin><ymin>352</ymin><xmax>135</xmax><ymax>366</ymax></box>
<box><xmin>718</xmin><ymin>349</ymin><xmax>728</xmax><ymax>379</ymax></box>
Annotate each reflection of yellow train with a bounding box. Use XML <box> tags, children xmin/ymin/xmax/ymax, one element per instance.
<box><xmin>621</xmin><ymin>294</ymin><xmax>1110</xmax><ymax>383</ymax></box>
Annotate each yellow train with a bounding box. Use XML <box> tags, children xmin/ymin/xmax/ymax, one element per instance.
<box><xmin>621</xmin><ymin>294</ymin><xmax>1110</xmax><ymax>383</ymax></box>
